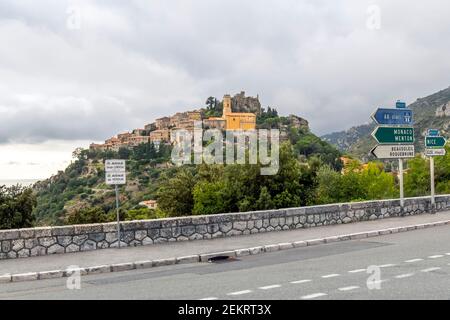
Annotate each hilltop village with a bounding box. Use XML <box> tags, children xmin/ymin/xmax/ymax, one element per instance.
<box><xmin>89</xmin><ymin>92</ymin><xmax>308</xmax><ymax>152</ymax></box>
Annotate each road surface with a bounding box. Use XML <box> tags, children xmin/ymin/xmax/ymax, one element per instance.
<box><xmin>1</xmin><ymin>224</ymin><xmax>449</xmax><ymax>300</ymax></box>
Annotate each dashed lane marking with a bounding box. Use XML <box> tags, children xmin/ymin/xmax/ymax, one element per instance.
<box><xmin>405</xmin><ymin>258</ymin><xmax>424</xmax><ymax>263</ymax></box>
<box><xmin>321</xmin><ymin>274</ymin><xmax>340</xmax><ymax>278</ymax></box>
<box><xmin>379</xmin><ymin>264</ymin><xmax>396</xmax><ymax>268</ymax></box>
<box><xmin>421</xmin><ymin>267</ymin><xmax>441</xmax><ymax>273</ymax></box>
<box><xmin>227</xmin><ymin>290</ymin><xmax>253</xmax><ymax>296</ymax></box>
<box><xmin>258</xmin><ymin>285</ymin><xmax>281</xmax><ymax>290</ymax></box>
<box><xmin>348</xmin><ymin>269</ymin><xmax>366</xmax><ymax>273</ymax></box>
<box><xmin>290</xmin><ymin>279</ymin><xmax>312</xmax><ymax>284</ymax></box>
<box><xmin>395</xmin><ymin>273</ymin><xmax>415</xmax><ymax>279</ymax></box>
<box><xmin>301</xmin><ymin>293</ymin><xmax>327</xmax><ymax>300</ymax></box>
<box><xmin>200</xmin><ymin>297</ymin><xmax>218</xmax><ymax>300</ymax></box>
<box><xmin>428</xmin><ymin>255</ymin><xmax>444</xmax><ymax>259</ymax></box>
<box><xmin>338</xmin><ymin>286</ymin><xmax>360</xmax><ymax>292</ymax></box>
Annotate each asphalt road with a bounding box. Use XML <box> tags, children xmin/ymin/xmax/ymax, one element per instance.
<box><xmin>1</xmin><ymin>224</ymin><xmax>449</xmax><ymax>300</ymax></box>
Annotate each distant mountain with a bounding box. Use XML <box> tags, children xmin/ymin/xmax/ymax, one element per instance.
<box><xmin>322</xmin><ymin>86</ymin><xmax>450</xmax><ymax>160</ymax></box>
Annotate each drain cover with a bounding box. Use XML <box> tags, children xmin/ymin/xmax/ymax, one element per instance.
<box><xmin>208</xmin><ymin>255</ymin><xmax>236</xmax><ymax>263</ymax></box>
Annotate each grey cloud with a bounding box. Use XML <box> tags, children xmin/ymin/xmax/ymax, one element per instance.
<box><xmin>0</xmin><ymin>0</ymin><xmax>449</xmax><ymax>144</ymax></box>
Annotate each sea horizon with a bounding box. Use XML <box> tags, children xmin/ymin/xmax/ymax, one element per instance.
<box><xmin>0</xmin><ymin>179</ymin><xmax>40</xmax><ymax>187</ymax></box>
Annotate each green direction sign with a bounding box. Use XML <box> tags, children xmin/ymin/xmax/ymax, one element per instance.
<box><xmin>425</xmin><ymin>136</ymin><xmax>446</xmax><ymax>148</ymax></box>
<box><xmin>372</xmin><ymin>127</ymin><xmax>414</xmax><ymax>144</ymax></box>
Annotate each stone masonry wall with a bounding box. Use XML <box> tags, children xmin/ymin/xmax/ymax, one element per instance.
<box><xmin>1</xmin><ymin>195</ymin><xmax>449</xmax><ymax>260</ymax></box>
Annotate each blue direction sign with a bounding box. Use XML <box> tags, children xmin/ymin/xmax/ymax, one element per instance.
<box><xmin>371</xmin><ymin>108</ymin><xmax>413</xmax><ymax>125</ymax></box>
<box><xmin>427</xmin><ymin>129</ymin><xmax>439</xmax><ymax>137</ymax></box>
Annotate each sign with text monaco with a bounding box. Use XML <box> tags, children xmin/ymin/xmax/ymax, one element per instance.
<box><xmin>371</xmin><ymin>145</ymin><xmax>415</xmax><ymax>159</ymax></box>
<box><xmin>371</xmin><ymin>127</ymin><xmax>415</xmax><ymax>144</ymax></box>
<box><xmin>371</xmin><ymin>108</ymin><xmax>413</xmax><ymax>125</ymax></box>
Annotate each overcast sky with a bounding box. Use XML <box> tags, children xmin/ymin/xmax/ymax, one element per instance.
<box><xmin>1</xmin><ymin>0</ymin><xmax>449</xmax><ymax>180</ymax></box>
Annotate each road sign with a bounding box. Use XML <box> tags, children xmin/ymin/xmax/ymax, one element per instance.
<box><xmin>371</xmin><ymin>108</ymin><xmax>413</xmax><ymax>125</ymax></box>
<box><xmin>427</xmin><ymin>129</ymin><xmax>439</xmax><ymax>137</ymax></box>
<box><xmin>371</xmin><ymin>127</ymin><xmax>414</xmax><ymax>144</ymax></box>
<box><xmin>425</xmin><ymin>136</ymin><xmax>446</xmax><ymax>148</ymax></box>
<box><xmin>105</xmin><ymin>159</ymin><xmax>126</xmax><ymax>172</ymax></box>
<box><xmin>371</xmin><ymin>145</ymin><xmax>415</xmax><ymax>159</ymax></box>
<box><xmin>106</xmin><ymin>172</ymin><xmax>126</xmax><ymax>185</ymax></box>
<box><xmin>396</xmin><ymin>101</ymin><xmax>407</xmax><ymax>109</ymax></box>
<box><xmin>425</xmin><ymin>148</ymin><xmax>446</xmax><ymax>157</ymax></box>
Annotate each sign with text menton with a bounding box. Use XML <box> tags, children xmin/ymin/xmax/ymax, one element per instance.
<box><xmin>105</xmin><ymin>159</ymin><xmax>126</xmax><ymax>185</ymax></box>
<box><xmin>371</xmin><ymin>127</ymin><xmax>414</xmax><ymax>144</ymax></box>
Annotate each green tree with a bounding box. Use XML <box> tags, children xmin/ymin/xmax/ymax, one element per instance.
<box><xmin>0</xmin><ymin>185</ymin><xmax>36</xmax><ymax>230</ymax></box>
<box><xmin>65</xmin><ymin>206</ymin><xmax>110</xmax><ymax>225</ymax></box>
<box><xmin>405</xmin><ymin>156</ymin><xmax>430</xmax><ymax>197</ymax></box>
<box><xmin>157</xmin><ymin>168</ymin><xmax>197</xmax><ymax>217</ymax></box>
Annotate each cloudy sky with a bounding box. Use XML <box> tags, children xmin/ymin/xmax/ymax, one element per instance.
<box><xmin>0</xmin><ymin>0</ymin><xmax>449</xmax><ymax>180</ymax></box>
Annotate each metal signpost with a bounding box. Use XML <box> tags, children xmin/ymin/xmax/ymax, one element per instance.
<box><xmin>105</xmin><ymin>159</ymin><xmax>126</xmax><ymax>248</ymax></box>
<box><xmin>371</xmin><ymin>102</ymin><xmax>415</xmax><ymax>209</ymax></box>
<box><xmin>424</xmin><ymin>130</ymin><xmax>447</xmax><ymax>210</ymax></box>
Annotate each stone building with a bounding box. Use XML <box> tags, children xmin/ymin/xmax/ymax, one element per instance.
<box><xmin>204</xmin><ymin>94</ymin><xmax>256</xmax><ymax>131</ymax></box>
<box><xmin>155</xmin><ymin>117</ymin><xmax>171</xmax><ymax>130</ymax></box>
<box><xmin>150</xmin><ymin>129</ymin><xmax>171</xmax><ymax>143</ymax></box>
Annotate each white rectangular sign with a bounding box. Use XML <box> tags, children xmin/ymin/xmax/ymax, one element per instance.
<box><xmin>371</xmin><ymin>145</ymin><xmax>415</xmax><ymax>159</ymax></box>
<box><xmin>105</xmin><ymin>159</ymin><xmax>126</xmax><ymax>172</ymax></box>
<box><xmin>425</xmin><ymin>148</ymin><xmax>446</xmax><ymax>157</ymax></box>
<box><xmin>106</xmin><ymin>172</ymin><xmax>126</xmax><ymax>185</ymax></box>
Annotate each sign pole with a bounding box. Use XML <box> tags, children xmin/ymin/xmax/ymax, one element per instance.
<box><xmin>430</xmin><ymin>156</ymin><xmax>435</xmax><ymax>212</ymax></box>
<box><xmin>115</xmin><ymin>184</ymin><xmax>121</xmax><ymax>248</ymax></box>
<box><xmin>399</xmin><ymin>159</ymin><xmax>404</xmax><ymax>209</ymax></box>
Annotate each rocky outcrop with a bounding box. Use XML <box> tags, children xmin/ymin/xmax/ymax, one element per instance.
<box><xmin>231</xmin><ymin>91</ymin><xmax>262</xmax><ymax>114</ymax></box>
<box><xmin>436</xmin><ymin>102</ymin><xmax>450</xmax><ymax>117</ymax></box>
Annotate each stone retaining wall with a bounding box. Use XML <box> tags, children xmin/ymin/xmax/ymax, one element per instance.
<box><xmin>1</xmin><ymin>195</ymin><xmax>449</xmax><ymax>260</ymax></box>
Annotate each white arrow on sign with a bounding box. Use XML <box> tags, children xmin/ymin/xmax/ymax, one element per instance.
<box><xmin>424</xmin><ymin>148</ymin><xmax>446</xmax><ymax>157</ymax></box>
<box><xmin>371</xmin><ymin>144</ymin><xmax>415</xmax><ymax>159</ymax></box>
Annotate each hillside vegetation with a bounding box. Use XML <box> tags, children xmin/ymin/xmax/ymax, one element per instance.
<box><xmin>31</xmin><ymin>108</ymin><xmax>342</xmax><ymax>226</ymax></box>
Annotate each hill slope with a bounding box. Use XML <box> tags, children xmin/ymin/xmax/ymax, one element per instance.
<box><xmin>322</xmin><ymin>86</ymin><xmax>450</xmax><ymax>160</ymax></box>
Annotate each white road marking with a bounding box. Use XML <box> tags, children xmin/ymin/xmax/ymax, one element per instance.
<box><xmin>200</xmin><ymin>297</ymin><xmax>218</xmax><ymax>300</ymax></box>
<box><xmin>379</xmin><ymin>264</ymin><xmax>396</xmax><ymax>268</ymax></box>
<box><xmin>290</xmin><ymin>279</ymin><xmax>312</xmax><ymax>284</ymax></box>
<box><xmin>348</xmin><ymin>269</ymin><xmax>366</xmax><ymax>273</ymax></box>
<box><xmin>301</xmin><ymin>293</ymin><xmax>327</xmax><ymax>300</ymax></box>
<box><xmin>338</xmin><ymin>286</ymin><xmax>360</xmax><ymax>291</ymax></box>
<box><xmin>227</xmin><ymin>290</ymin><xmax>252</xmax><ymax>296</ymax></box>
<box><xmin>445</xmin><ymin>253</ymin><xmax>450</xmax><ymax>256</ymax></box>
<box><xmin>395</xmin><ymin>273</ymin><xmax>414</xmax><ymax>279</ymax></box>
<box><xmin>405</xmin><ymin>258</ymin><xmax>423</xmax><ymax>263</ymax></box>
<box><xmin>258</xmin><ymin>284</ymin><xmax>281</xmax><ymax>290</ymax></box>
<box><xmin>428</xmin><ymin>255</ymin><xmax>444</xmax><ymax>259</ymax></box>
<box><xmin>421</xmin><ymin>267</ymin><xmax>441</xmax><ymax>273</ymax></box>
<box><xmin>321</xmin><ymin>274</ymin><xmax>340</xmax><ymax>278</ymax></box>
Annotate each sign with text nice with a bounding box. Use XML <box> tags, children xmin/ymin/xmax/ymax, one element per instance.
<box><xmin>371</xmin><ymin>127</ymin><xmax>414</xmax><ymax>144</ymax></box>
<box><xmin>425</xmin><ymin>136</ymin><xmax>446</xmax><ymax>148</ymax></box>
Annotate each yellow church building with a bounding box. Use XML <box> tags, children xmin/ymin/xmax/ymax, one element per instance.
<box><xmin>205</xmin><ymin>94</ymin><xmax>256</xmax><ymax>130</ymax></box>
